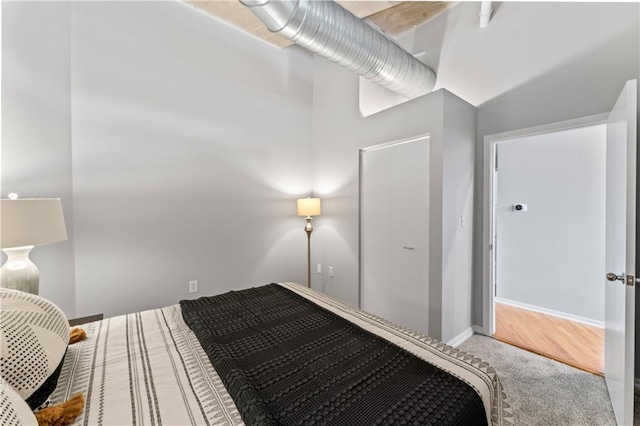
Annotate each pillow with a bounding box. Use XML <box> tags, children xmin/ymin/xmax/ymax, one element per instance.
<box><xmin>0</xmin><ymin>289</ymin><xmax>69</xmax><ymax>410</ymax></box>
<box><xmin>0</xmin><ymin>378</ymin><xmax>38</xmax><ymax>426</ymax></box>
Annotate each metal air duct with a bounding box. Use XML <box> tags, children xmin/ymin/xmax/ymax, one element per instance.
<box><xmin>479</xmin><ymin>2</ymin><xmax>493</xmax><ymax>28</ymax></box>
<box><xmin>239</xmin><ymin>0</ymin><xmax>437</xmax><ymax>98</ymax></box>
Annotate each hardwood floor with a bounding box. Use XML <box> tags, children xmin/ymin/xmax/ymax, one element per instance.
<box><xmin>493</xmin><ymin>302</ymin><xmax>604</xmax><ymax>375</ymax></box>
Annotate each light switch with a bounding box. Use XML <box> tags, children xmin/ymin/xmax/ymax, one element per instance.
<box><xmin>317</xmin><ymin>264</ymin><xmax>322</xmax><ymax>274</ymax></box>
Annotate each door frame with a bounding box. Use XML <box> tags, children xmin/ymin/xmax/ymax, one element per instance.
<box><xmin>481</xmin><ymin>113</ymin><xmax>609</xmax><ymax>335</ymax></box>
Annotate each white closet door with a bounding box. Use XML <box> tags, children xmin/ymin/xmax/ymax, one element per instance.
<box><xmin>361</xmin><ymin>146</ymin><xmax>392</xmax><ymax>320</ymax></box>
<box><xmin>361</xmin><ymin>137</ymin><xmax>430</xmax><ymax>334</ymax></box>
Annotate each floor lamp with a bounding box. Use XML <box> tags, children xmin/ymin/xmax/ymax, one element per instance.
<box><xmin>0</xmin><ymin>197</ymin><xmax>68</xmax><ymax>294</ymax></box>
<box><xmin>297</xmin><ymin>197</ymin><xmax>321</xmax><ymax>288</ymax></box>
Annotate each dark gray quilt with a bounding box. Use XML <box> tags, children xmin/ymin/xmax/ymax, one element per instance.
<box><xmin>180</xmin><ymin>283</ymin><xmax>487</xmax><ymax>426</ymax></box>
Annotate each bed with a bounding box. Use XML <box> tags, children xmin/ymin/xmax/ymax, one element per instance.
<box><xmin>1</xmin><ymin>282</ymin><xmax>513</xmax><ymax>425</ymax></box>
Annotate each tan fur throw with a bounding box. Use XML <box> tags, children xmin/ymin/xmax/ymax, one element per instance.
<box><xmin>69</xmin><ymin>327</ymin><xmax>86</xmax><ymax>344</ymax></box>
<box><xmin>35</xmin><ymin>393</ymin><xmax>84</xmax><ymax>426</ymax></box>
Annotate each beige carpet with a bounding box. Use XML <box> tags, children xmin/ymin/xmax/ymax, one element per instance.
<box><xmin>459</xmin><ymin>335</ymin><xmax>616</xmax><ymax>425</ymax></box>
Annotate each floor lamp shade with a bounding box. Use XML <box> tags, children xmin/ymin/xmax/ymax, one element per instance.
<box><xmin>297</xmin><ymin>198</ymin><xmax>321</xmax><ymax>217</ymax></box>
<box><xmin>0</xmin><ymin>199</ymin><xmax>68</xmax><ymax>294</ymax></box>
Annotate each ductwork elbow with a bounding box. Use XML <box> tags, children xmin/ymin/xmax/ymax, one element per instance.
<box><xmin>239</xmin><ymin>0</ymin><xmax>298</xmax><ymax>33</ymax></box>
<box><xmin>240</xmin><ymin>0</ymin><xmax>436</xmax><ymax>98</ymax></box>
<box><xmin>479</xmin><ymin>1</ymin><xmax>493</xmax><ymax>28</ymax></box>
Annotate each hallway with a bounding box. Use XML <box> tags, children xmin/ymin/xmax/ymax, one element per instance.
<box><xmin>493</xmin><ymin>302</ymin><xmax>604</xmax><ymax>375</ymax></box>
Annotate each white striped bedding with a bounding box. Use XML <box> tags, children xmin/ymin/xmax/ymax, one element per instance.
<box><xmin>51</xmin><ymin>282</ymin><xmax>513</xmax><ymax>425</ymax></box>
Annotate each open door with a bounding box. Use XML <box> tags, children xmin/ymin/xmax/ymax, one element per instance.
<box><xmin>605</xmin><ymin>79</ymin><xmax>637</xmax><ymax>425</ymax></box>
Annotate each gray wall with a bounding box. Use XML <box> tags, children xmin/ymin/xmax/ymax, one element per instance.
<box><xmin>406</xmin><ymin>1</ymin><xmax>637</xmax><ymax>328</ymax></box>
<box><xmin>2</xmin><ymin>2</ymin><xmax>314</xmax><ymax>318</ymax></box>
<box><xmin>311</xmin><ymin>51</ymin><xmax>477</xmax><ymax>341</ymax></box>
<box><xmin>637</xmin><ymin>1</ymin><xmax>640</xmax><ymax>384</ymax></box>
<box><xmin>495</xmin><ymin>125</ymin><xmax>606</xmax><ymax>324</ymax></box>
<box><xmin>355</xmin><ymin>92</ymin><xmax>476</xmax><ymax>343</ymax></box>
<box><xmin>69</xmin><ymin>2</ymin><xmax>314</xmax><ymax>318</ymax></box>
<box><xmin>3</xmin><ymin>1</ymin><xmax>639</xmax><ymax>338</ymax></box>
<box><xmin>310</xmin><ymin>1</ymin><xmax>638</xmax><ymax>330</ymax></box>
<box><xmin>441</xmin><ymin>93</ymin><xmax>476</xmax><ymax>342</ymax></box>
<box><xmin>2</xmin><ymin>2</ymin><xmax>76</xmax><ymax>316</ymax></box>
<box><xmin>311</xmin><ymin>61</ymin><xmax>445</xmax><ymax>306</ymax></box>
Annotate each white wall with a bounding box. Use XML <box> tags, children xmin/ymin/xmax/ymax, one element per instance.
<box><xmin>495</xmin><ymin>125</ymin><xmax>606</xmax><ymax>323</ymax></box>
<box><xmin>471</xmin><ymin>2</ymin><xmax>638</xmax><ymax>327</ymax></box>
<box><xmin>2</xmin><ymin>2</ymin><xmax>76</xmax><ymax>316</ymax></box>
<box><xmin>404</xmin><ymin>2</ymin><xmax>638</xmax><ymax>111</ymax></box>
<box><xmin>2</xmin><ymin>2</ymin><xmax>314</xmax><ymax>318</ymax></box>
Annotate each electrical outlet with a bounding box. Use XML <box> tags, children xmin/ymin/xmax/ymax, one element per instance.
<box><xmin>328</xmin><ymin>267</ymin><xmax>334</xmax><ymax>278</ymax></box>
<box><xmin>317</xmin><ymin>264</ymin><xmax>322</xmax><ymax>274</ymax></box>
<box><xmin>189</xmin><ymin>280</ymin><xmax>198</xmax><ymax>293</ymax></box>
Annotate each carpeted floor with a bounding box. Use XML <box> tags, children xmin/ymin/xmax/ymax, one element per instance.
<box><xmin>458</xmin><ymin>335</ymin><xmax>617</xmax><ymax>425</ymax></box>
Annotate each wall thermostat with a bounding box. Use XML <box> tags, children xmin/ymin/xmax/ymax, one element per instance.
<box><xmin>513</xmin><ymin>203</ymin><xmax>528</xmax><ymax>212</ymax></box>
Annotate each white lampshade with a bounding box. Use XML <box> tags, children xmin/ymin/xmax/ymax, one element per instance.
<box><xmin>297</xmin><ymin>198</ymin><xmax>321</xmax><ymax>217</ymax></box>
<box><xmin>0</xmin><ymin>199</ymin><xmax>67</xmax><ymax>249</ymax></box>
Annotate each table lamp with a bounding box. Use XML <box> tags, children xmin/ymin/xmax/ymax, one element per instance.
<box><xmin>297</xmin><ymin>197</ymin><xmax>321</xmax><ymax>288</ymax></box>
<box><xmin>0</xmin><ymin>197</ymin><xmax>68</xmax><ymax>294</ymax></box>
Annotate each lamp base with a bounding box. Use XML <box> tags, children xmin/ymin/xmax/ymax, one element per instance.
<box><xmin>305</xmin><ymin>216</ymin><xmax>313</xmax><ymax>288</ymax></box>
<box><xmin>1</xmin><ymin>246</ymin><xmax>40</xmax><ymax>294</ymax></box>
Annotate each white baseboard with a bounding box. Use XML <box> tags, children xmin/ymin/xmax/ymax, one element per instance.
<box><xmin>447</xmin><ymin>327</ymin><xmax>474</xmax><ymax>347</ymax></box>
<box><xmin>471</xmin><ymin>325</ymin><xmax>486</xmax><ymax>336</ymax></box>
<box><xmin>495</xmin><ymin>297</ymin><xmax>604</xmax><ymax>329</ymax></box>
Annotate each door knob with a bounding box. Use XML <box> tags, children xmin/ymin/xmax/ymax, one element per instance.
<box><xmin>606</xmin><ymin>272</ymin><xmax>637</xmax><ymax>286</ymax></box>
<box><xmin>606</xmin><ymin>272</ymin><xmax>624</xmax><ymax>282</ymax></box>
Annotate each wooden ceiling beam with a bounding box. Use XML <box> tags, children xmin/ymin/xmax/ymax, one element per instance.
<box><xmin>365</xmin><ymin>2</ymin><xmax>458</xmax><ymax>37</ymax></box>
<box><xmin>337</xmin><ymin>1</ymin><xmax>402</xmax><ymax>18</ymax></box>
<box><xmin>184</xmin><ymin>1</ymin><xmax>457</xmax><ymax>48</ymax></box>
<box><xmin>184</xmin><ymin>0</ymin><xmax>294</xmax><ymax>48</ymax></box>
